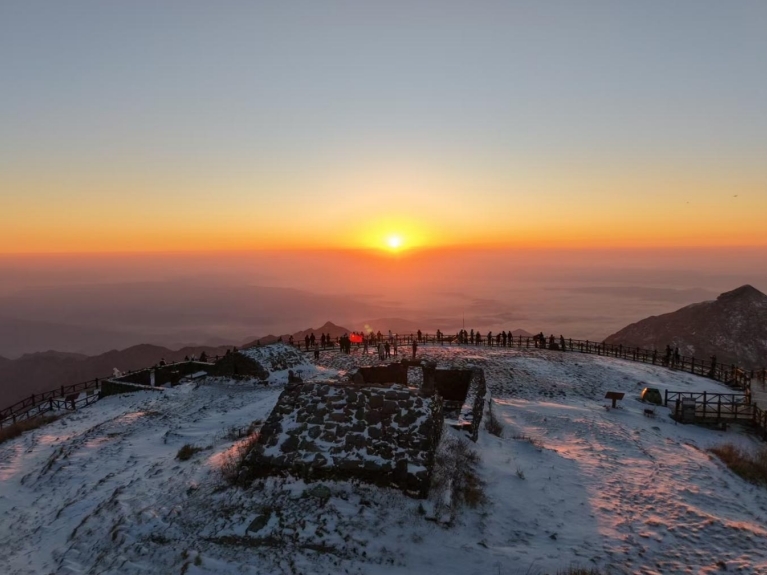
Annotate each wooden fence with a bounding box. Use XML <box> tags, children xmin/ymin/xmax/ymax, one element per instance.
<box><xmin>665</xmin><ymin>390</ymin><xmax>767</xmax><ymax>438</ymax></box>
<box><xmin>297</xmin><ymin>332</ymin><xmax>762</xmax><ymax>391</ymax></box>
<box><xmin>0</xmin><ymin>359</ymin><xmax>217</xmax><ymax>429</ymax></box>
<box><xmin>665</xmin><ymin>390</ymin><xmax>752</xmax><ymax>423</ymax></box>
<box><xmin>3</xmin><ymin>330</ymin><xmax>764</xmax><ymax>429</ymax></box>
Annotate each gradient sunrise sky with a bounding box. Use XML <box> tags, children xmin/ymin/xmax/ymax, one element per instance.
<box><xmin>1</xmin><ymin>1</ymin><xmax>766</xmax><ymax>254</ymax></box>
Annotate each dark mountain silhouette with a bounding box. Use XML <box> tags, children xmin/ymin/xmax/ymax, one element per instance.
<box><xmin>511</xmin><ymin>329</ymin><xmax>535</xmax><ymax>338</ymax></box>
<box><xmin>0</xmin><ymin>343</ymin><xmax>232</xmax><ymax>407</ymax></box>
<box><xmin>361</xmin><ymin>317</ymin><xmax>423</xmax><ymax>334</ymax></box>
<box><xmin>242</xmin><ymin>321</ymin><xmax>352</xmax><ymax>347</ymax></box>
<box><xmin>604</xmin><ymin>285</ymin><xmax>767</xmax><ymax>369</ymax></box>
<box><xmin>1</xmin><ymin>322</ymin><xmax>355</xmax><ymax>407</ymax></box>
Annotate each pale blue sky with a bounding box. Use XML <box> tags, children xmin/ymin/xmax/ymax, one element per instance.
<box><xmin>1</xmin><ymin>1</ymin><xmax>766</xmax><ymax>251</ymax></box>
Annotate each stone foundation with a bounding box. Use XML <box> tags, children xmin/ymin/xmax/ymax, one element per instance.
<box><xmin>244</xmin><ymin>382</ymin><xmax>443</xmax><ymax>497</ymax></box>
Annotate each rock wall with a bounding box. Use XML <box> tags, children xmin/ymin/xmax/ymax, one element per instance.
<box><xmin>114</xmin><ymin>361</ymin><xmax>213</xmax><ymax>386</ymax></box>
<box><xmin>430</xmin><ymin>368</ymin><xmax>473</xmax><ymax>403</ymax></box>
<box><xmin>100</xmin><ymin>380</ymin><xmax>160</xmax><ymax>398</ymax></box>
<box><xmin>354</xmin><ymin>364</ymin><xmax>408</xmax><ymax>385</ymax></box>
<box><xmin>214</xmin><ymin>353</ymin><xmax>269</xmax><ymax>380</ymax></box>
<box><xmin>215</xmin><ymin>343</ymin><xmax>309</xmax><ymax>380</ymax></box>
<box><xmin>245</xmin><ymin>382</ymin><xmax>443</xmax><ymax>497</ymax></box>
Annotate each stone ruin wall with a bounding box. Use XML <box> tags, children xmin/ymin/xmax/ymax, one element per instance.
<box><xmin>245</xmin><ymin>382</ymin><xmax>443</xmax><ymax>497</ymax></box>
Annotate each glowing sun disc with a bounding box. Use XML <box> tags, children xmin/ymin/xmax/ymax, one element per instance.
<box><xmin>387</xmin><ymin>235</ymin><xmax>403</xmax><ymax>250</ymax></box>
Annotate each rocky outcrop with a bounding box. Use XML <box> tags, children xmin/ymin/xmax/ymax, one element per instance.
<box><xmin>214</xmin><ymin>343</ymin><xmax>308</xmax><ymax>380</ymax></box>
<box><xmin>244</xmin><ymin>382</ymin><xmax>443</xmax><ymax>497</ymax></box>
<box><xmin>605</xmin><ymin>285</ymin><xmax>767</xmax><ymax>369</ymax></box>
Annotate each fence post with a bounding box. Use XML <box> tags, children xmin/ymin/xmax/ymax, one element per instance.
<box><xmin>664</xmin><ymin>389</ymin><xmax>668</xmax><ymax>406</ymax></box>
<box><xmin>691</xmin><ymin>357</ymin><xmax>695</xmax><ymax>374</ymax></box>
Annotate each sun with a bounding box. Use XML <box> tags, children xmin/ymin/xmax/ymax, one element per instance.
<box><xmin>386</xmin><ymin>235</ymin><xmax>403</xmax><ymax>250</ymax></box>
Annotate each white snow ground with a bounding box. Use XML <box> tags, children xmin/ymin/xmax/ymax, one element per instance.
<box><xmin>1</xmin><ymin>346</ymin><xmax>767</xmax><ymax>575</ymax></box>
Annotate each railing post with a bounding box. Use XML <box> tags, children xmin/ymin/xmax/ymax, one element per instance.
<box><xmin>664</xmin><ymin>389</ymin><xmax>668</xmax><ymax>406</ymax></box>
<box><xmin>691</xmin><ymin>357</ymin><xmax>695</xmax><ymax>374</ymax></box>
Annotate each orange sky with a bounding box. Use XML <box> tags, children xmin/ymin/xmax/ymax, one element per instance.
<box><xmin>3</xmin><ymin>3</ymin><xmax>766</xmax><ymax>255</ymax></box>
<box><xmin>3</xmin><ymin>158</ymin><xmax>766</xmax><ymax>254</ymax></box>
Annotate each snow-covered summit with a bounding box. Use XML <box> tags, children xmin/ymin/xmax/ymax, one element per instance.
<box><xmin>238</xmin><ymin>342</ymin><xmax>309</xmax><ymax>372</ymax></box>
<box><xmin>1</xmin><ymin>345</ymin><xmax>766</xmax><ymax>574</ymax></box>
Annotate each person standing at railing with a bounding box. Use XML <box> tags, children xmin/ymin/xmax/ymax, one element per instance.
<box><xmin>708</xmin><ymin>355</ymin><xmax>717</xmax><ymax>379</ymax></box>
<box><xmin>393</xmin><ymin>338</ymin><xmax>398</xmax><ymax>357</ymax></box>
<box><xmin>412</xmin><ymin>338</ymin><xmax>418</xmax><ymax>359</ymax></box>
<box><xmin>560</xmin><ymin>335</ymin><xmax>566</xmax><ymax>351</ymax></box>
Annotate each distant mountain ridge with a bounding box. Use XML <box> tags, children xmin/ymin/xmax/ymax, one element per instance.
<box><xmin>0</xmin><ymin>322</ymin><xmax>351</xmax><ymax>407</ymax></box>
<box><xmin>242</xmin><ymin>321</ymin><xmax>352</xmax><ymax>348</ymax></box>
<box><xmin>0</xmin><ymin>343</ymin><xmax>233</xmax><ymax>407</ymax></box>
<box><xmin>605</xmin><ymin>285</ymin><xmax>767</xmax><ymax>369</ymax></box>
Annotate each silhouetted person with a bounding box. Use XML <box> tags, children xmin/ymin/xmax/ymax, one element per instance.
<box><xmin>412</xmin><ymin>339</ymin><xmax>418</xmax><ymax>359</ymax></box>
<box><xmin>417</xmin><ymin>329</ymin><xmax>422</xmax><ymax>343</ymax></box>
<box><xmin>673</xmin><ymin>347</ymin><xmax>680</xmax><ymax>368</ymax></box>
<box><xmin>305</xmin><ymin>335</ymin><xmax>310</xmax><ymax>351</ymax></box>
<box><xmin>560</xmin><ymin>335</ymin><xmax>566</xmax><ymax>351</ymax></box>
<box><xmin>487</xmin><ymin>331</ymin><xmax>492</xmax><ymax>346</ymax></box>
<box><xmin>709</xmin><ymin>355</ymin><xmax>717</xmax><ymax>378</ymax></box>
<box><xmin>385</xmin><ymin>341</ymin><xmax>391</xmax><ymax>358</ymax></box>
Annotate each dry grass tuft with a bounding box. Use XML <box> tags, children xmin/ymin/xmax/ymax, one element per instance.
<box><xmin>0</xmin><ymin>415</ymin><xmax>60</xmax><ymax>445</ymax></box>
<box><xmin>485</xmin><ymin>399</ymin><xmax>504</xmax><ymax>437</ymax></box>
<box><xmin>176</xmin><ymin>444</ymin><xmax>204</xmax><ymax>461</ymax></box>
<box><xmin>431</xmin><ymin>433</ymin><xmax>486</xmax><ymax>514</ymax></box>
<box><xmin>220</xmin><ymin>433</ymin><xmax>260</xmax><ymax>486</ymax></box>
<box><xmin>710</xmin><ymin>443</ymin><xmax>767</xmax><ymax>486</ymax></box>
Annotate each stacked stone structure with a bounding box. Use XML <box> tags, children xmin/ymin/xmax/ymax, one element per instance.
<box><xmin>245</xmin><ymin>382</ymin><xmax>443</xmax><ymax>496</ymax></box>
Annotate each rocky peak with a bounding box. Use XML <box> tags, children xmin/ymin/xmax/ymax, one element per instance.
<box><xmin>717</xmin><ymin>284</ymin><xmax>766</xmax><ymax>304</ymax></box>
